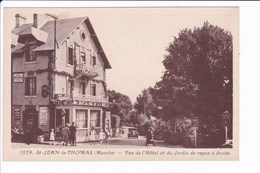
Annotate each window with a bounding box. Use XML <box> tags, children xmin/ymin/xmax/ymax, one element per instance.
<box><xmin>90</xmin><ymin>110</ymin><xmax>100</xmax><ymax>127</ymax></box>
<box><xmin>76</xmin><ymin>110</ymin><xmax>88</xmax><ymax>128</ymax></box>
<box><xmin>25</xmin><ymin>77</ymin><xmax>36</xmax><ymax>96</ymax></box>
<box><xmin>87</xmin><ymin>50</ymin><xmax>91</xmax><ymax>64</ymax></box>
<box><xmin>91</xmin><ymin>55</ymin><xmax>96</xmax><ymax>66</ymax></box>
<box><xmin>79</xmin><ymin>82</ymin><xmax>86</xmax><ymax>95</ymax></box>
<box><xmin>80</xmin><ymin>30</ymin><xmax>87</xmax><ymax>41</ymax></box>
<box><xmin>25</xmin><ymin>45</ymin><xmax>36</xmax><ymax>62</ymax></box>
<box><xmin>68</xmin><ymin>80</ymin><xmax>74</xmax><ymax>94</ymax></box>
<box><xmin>68</xmin><ymin>47</ymin><xmax>74</xmax><ymax>65</ymax></box>
<box><xmin>91</xmin><ymin>83</ymin><xmax>96</xmax><ymax>96</ymax></box>
<box><xmin>81</xmin><ymin>52</ymin><xmax>86</xmax><ymax>64</ymax></box>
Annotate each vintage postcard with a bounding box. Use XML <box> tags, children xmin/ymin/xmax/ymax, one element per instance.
<box><xmin>3</xmin><ymin>7</ymin><xmax>239</xmax><ymax>161</ymax></box>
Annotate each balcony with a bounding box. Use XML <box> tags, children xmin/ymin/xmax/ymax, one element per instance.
<box><xmin>75</xmin><ymin>64</ymin><xmax>98</xmax><ymax>78</ymax></box>
<box><xmin>53</xmin><ymin>93</ymin><xmax>108</xmax><ymax>107</ymax></box>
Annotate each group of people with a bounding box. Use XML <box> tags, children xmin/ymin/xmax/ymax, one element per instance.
<box><xmin>50</xmin><ymin>123</ymin><xmax>113</xmax><ymax>146</ymax></box>
<box><xmin>14</xmin><ymin>124</ymin><xmax>156</xmax><ymax>146</ymax></box>
<box><xmin>50</xmin><ymin>122</ymin><xmax>77</xmax><ymax>146</ymax></box>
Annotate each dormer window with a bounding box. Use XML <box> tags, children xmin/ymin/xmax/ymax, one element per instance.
<box><xmin>25</xmin><ymin>44</ymin><xmax>36</xmax><ymax>62</ymax></box>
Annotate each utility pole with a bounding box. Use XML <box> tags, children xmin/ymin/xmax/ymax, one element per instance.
<box><xmin>45</xmin><ymin>13</ymin><xmax>58</xmax><ymax>99</ymax></box>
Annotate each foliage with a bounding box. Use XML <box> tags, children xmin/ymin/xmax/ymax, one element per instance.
<box><xmin>129</xmin><ymin>109</ymin><xmax>139</xmax><ymax>126</ymax></box>
<box><xmin>111</xmin><ymin>114</ymin><xmax>121</xmax><ymax>129</ymax></box>
<box><xmin>153</xmin><ymin>22</ymin><xmax>233</xmax><ymax>146</ymax></box>
<box><xmin>47</xmin><ymin>52</ymin><xmax>54</xmax><ymax>99</ymax></box>
<box><xmin>137</xmin><ymin>113</ymin><xmax>150</xmax><ymax>126</ymax></box>
<box><xmin>107</xmin><ymin>90</ymin><xmax>133</xmax><ymax>126</ymax></box>
<box><xmin>134</xmin><ymin>88</ymin><xmax>157</xmax><ymax>117</ymax></box>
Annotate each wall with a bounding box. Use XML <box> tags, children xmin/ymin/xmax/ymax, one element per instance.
<box><xmin>54</xmin><ymin>75</ymin><xmax>67</xmax><ymax>95</ymax></box>
<box><xmin>12</xmin><ymin>51</ymin><xmax>49</xmax><ymax>72</ymax></box>
<box><xmin>54</xmin><ymin>21</ymin><xmax>106</xmax><ymax>97</ymax></box>
<box><xmin>12</xmin><ymin>49</ymin><xmax>50</xmax><ymax>133</ymax></box>
<box><xmin>12</xmin><ymin>54</ymin><xmax>49</xmax><ymax>106</ymax></box>
<box><xmin>55</xmin><ymin>40</ymin><xmax>74</xmax><ymax>75</ymax></box>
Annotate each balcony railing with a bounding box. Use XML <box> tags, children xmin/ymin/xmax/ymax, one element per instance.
<box><xmin>53</xmin><ymin>93</ymin><xmax>108</xmax><ymax>107</ymax></box>
<box><xmin>75</xmin><ymin>64</ymin><xmax>98</xmax><ymax>78</ymax></box>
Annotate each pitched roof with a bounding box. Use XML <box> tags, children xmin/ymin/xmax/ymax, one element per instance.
<box><xmin>34</xmin><ymin>17</ymin><xmax>86</xmax><ymax>51</ymax></box>
<box><xmin>12</xmin><ymin>23</ymin><xmax>33</xmax><ymax>35</ymax></box>
<box><xmin>12</xmin><ymin>16</ymin><xmax>111</xmax><ymax>69</ymax></box>
<box><xmin>11</xmin><ymin>43</ymin><xmax>25</xmax><ymax>54</ymax></box>
<box><xmin>12</xmin><ymin>23</ymin><xmax>48</xmax><ymax>44</ymax></box>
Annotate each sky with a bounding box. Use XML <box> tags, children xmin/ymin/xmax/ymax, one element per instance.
<box><xmin>9</xmin><ymin>8</ymin><xmax>237</xmax><ymax>103</ymax></box>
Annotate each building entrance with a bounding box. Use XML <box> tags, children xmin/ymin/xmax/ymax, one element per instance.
<box><xmin>23</xmin><ymin>105</ymin><xmax>38</xmax><ymax>133</ymax></box>
<box><xmin>55</xmin><ymin>109</ymin><xmax>69</xmax><ymax>127</ymax></box>
<box><xmin>55</xmin><ymin>109</ymin><xmax>69</xmax><ymax>140</ymax></box>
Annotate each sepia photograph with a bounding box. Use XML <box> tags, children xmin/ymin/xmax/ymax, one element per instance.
<box><xmin>3</xmin><ymin>7</ymin><xmax>239</xmax><ymax>161</ymax></box>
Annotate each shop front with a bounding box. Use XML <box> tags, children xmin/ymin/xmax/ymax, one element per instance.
<box><xmin>54</xmin><ymin>106</ymin><xmax>103</xmax><ymax>142</ymax></box>
<box><xmin>75</xmin><ymin>108</ymin><xmax>102</xmax><ymax>141</ymax></box>
<box><xmin>12</xmin><ymin>105</ymin><xmax>50</xmax><ymax>142</ymax></box>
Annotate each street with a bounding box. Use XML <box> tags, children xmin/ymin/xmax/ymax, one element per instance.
<box><xmin>12</xmin><ymin>136</ymin><xmax>183</xmax><ymax>148</ymax></box>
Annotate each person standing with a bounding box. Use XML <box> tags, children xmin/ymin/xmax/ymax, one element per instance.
<box><xmin>109</xmin><ymin>127</ymin><xmax>113</xmax><ymax>138</ymax></box>
<box><xmin>62</xmin><ymin>123</ymin><xmax>70</xmax><ymax>146</ymax></box>
<box><xmin>146</xmin><ymin>127</ymin><xmax>155</xmax><ymax>146</ymax></box>
<box><xmin>105</xmin><ymin>128</ymin><xmax>110</xmax><ymax>139</ymax></box>
<box><xmin>56</xmin><ymin>125</ymin><xmax>62</xmax><ymax>141</ymax></box>
<box><xmin>99</xmin><ymin>129</ymin><xmax>106</xmax><ymax>144</ymax></box>
<box><xmin>89</xmin><ymin>127</ymin><xmax>96</xmax><ymax>146</ymax></box>
<box><xmin>69</xmin><ymin>122</ymin><xmax>77</xmax><ymax>146</ymax></box>
<box><xmin>50</xmin><ymin>129</ymin><xmax>55</xmax><ymax>145</ymax></box>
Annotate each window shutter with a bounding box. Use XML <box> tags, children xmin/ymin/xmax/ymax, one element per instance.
<box><xmin>90</xmin><ymin>51</ymin><xmax>93</xmax><ymax>65</ymax></box>
<box><xmin>25</xmin><ymin>78</ymin><xmax>29</xmax><ymax>95</ymax></box>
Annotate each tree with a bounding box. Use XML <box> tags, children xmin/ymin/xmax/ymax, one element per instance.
<box><xmin>129</xmin><ymin>109</ymin><xmax>139</xmax><ymax>126</ymax></box>
<box><xmin>106</xmin><ymin>90</ymin><xmax>133</xmax><ymax>126</ymax></box>
<box><xmin>111</xmin><ymin>114</ymin><xmax>121</xmax><ymax>129</ymax></box>
<box><xmin>154</xmin><ymin>22</ymin><xmax>233</xmax><ymax>146</ymax></box>
<box><xmin>134</xmin><ymin>88</ymin><xmax>157</xmax><ymax>117</ymax></box>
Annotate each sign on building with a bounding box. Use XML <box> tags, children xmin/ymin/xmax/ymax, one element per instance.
<box><xmin>13</xmin><ymin>73</ymin><xmax>24</xmax><ymax>83</ymax></box>
<box><xmin>39</xmin><ymin>107</ymin><xmax>48</xmax><ymax>125</ymax></box>
<box><xmin>13</xmin><ymin>106</ymin><xmax>21</xmax><ymax>126</ymax></box>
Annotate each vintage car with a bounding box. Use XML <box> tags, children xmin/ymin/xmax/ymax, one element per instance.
<box><xmin>128</xmin><ymin>128</ymin><xmax>139</xmax><ymax>139</ymax></box>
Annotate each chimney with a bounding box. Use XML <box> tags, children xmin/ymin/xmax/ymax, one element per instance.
<box><xmin>33</xmin><ymin>14</ymin><xmax>37</xmax><ymax>28</ymax></box>
<box><xmin>15</xmin><ymin>14</ymin><xmax>26</xmax><ymax>28</ymax></box>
